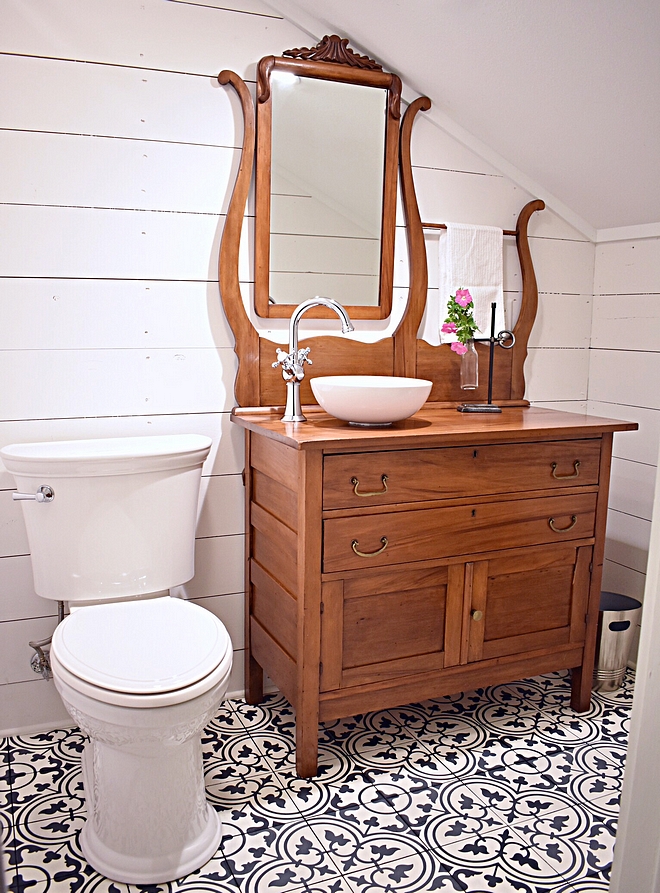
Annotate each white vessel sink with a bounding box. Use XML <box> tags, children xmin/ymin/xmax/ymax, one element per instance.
<box><xmin>310</xmin><ymin>375</ymin><xmax>432</xmax><ymax>426</ymax></box>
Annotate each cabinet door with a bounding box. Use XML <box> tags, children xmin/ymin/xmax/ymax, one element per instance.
<box><xmin>464</xmin><ymin>543</ymin><xmax>592</xmax><ymax>664</ymax></box>
<box><xmin>320</xmin><ymin>564</ymin><xmax>464</xmax><ymax>692</ymax></box>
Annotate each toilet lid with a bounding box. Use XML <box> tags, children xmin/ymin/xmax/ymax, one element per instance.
<box><xmin>52</xmin><ymin>597</ymin><xmax>230</xmax><ymax>695</ymax></box>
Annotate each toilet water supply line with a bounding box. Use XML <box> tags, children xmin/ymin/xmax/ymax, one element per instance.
<box><xmin>28</xmin><ymin>601</ymin><xmax>64</xmax><ymax>680</ymax></box>
<box><xmin>12</xmin><ymin>483</ymin><xmax>62</xmax><ymax>679</ymax></box>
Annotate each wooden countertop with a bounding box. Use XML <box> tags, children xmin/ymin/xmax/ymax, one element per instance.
<box><xmin>231</xmin><ymin>404</ymin><xmax>638</xmax><ymax>452</ymax></box>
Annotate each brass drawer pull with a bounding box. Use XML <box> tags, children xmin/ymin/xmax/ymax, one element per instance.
<box><xmin>351</xmin><ymin>474</ymin><xmax>388</xmax><ymax>497</ymax></box>
<box><xmin>548</xmin><ymin>515</ymin><xmax>577</xmax><ymax>533</ymax></box>
<box><xmin>471</xmin><ymin>610</ymin><xmax>484</xmax><ymax>622</ymax></box>
<box><xmin>551</xmin><ymin>460</ymin><xmax>580</xmax><ymax>479</ymax></box>
<box><xmin>351</xmin><ymin>536</ymin><xmax>388</xmax><ymax>557</ymax></box>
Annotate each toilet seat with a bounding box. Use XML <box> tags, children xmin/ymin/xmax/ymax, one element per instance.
<box><xmin>51</xmin><ymin>596</ymin><xmax>233</xmax><ymax>709</ymax></box>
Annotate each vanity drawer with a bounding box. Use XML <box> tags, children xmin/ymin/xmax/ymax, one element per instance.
<box><xmin>323</xmin><ymin>439</ymin><xmax>601</xmax><ymax>509</ymax></box>
<box><xmin>323</xmin><ymin>492</ymin><xmax>597</xmax><ymax>573</ymax></box>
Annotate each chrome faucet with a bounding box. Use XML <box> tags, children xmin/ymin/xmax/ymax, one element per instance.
<box><xmin>273</xmin><ymin>297</ymin><xmax>354</xmax><ymax>422</ymax></box>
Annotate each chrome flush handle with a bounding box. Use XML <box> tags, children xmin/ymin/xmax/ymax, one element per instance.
<box><xmin>12</xmin><ymin>485</ymin><xmax>55</xmax><ymax>503</ymax></box>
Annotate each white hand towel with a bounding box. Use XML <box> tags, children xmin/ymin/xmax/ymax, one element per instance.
<box><xmin>439</xmin><ymin>223</ymin><xmax>504</xmax><ymax>343</ymax></box>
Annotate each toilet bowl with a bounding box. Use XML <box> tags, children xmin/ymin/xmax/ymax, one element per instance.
<box><xmin>1</xmin><ymin>434</ymin><xmax>233</xmax><ymax>884</ymax></box>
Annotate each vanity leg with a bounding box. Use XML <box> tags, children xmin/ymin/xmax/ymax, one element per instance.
<box><xmin>243</xmin><ymin>433</ymin><xmax>263</xmax><ymax>706</ymax></box>
<box><xmin>570</xmin><ymin>665</ymin><xmax>592</xmax><ymax>712</ymax></box>
<box><xmin>294</xmin><ymin>449</ymin><xmax>322</xmax><ymax>778</ymax></box>
<box><xmin>295</xmin><ymin>704</ymin><xmax>319</xmax><ymax>778</ymax></box>
<box><xmin>570</xmin><ymin>434</ymin><xmax>612</xmax><ymax>715</ymax></box>
<box><xmin>245</xmin><ymin>650</ymin><xmax>264</xmax><ymax>705</ymax></box>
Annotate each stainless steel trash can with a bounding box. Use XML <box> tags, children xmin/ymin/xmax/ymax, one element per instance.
<box><xmin>593</xmin><ymin>591</ymin><xmax>642</xmax><ymax>692</ymax></box>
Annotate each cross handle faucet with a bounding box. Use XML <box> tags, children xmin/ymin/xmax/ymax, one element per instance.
<box><xmin>273</xmin><ymin>297</ymin><xmax>354</xmax><ymax>422</ymax></box>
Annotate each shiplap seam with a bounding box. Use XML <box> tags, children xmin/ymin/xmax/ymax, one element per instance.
<box><xmin>0</xmin><ymin>50</ymin><xmax>249</xmax><ymax>80</ymax></box>
<box><xmin>165</xmin><ymin>0</ymin><xmax>282</xmax><ymax>18</ymax></box>
<box><xmin>0</xmin><ymin>127</ymin><xmax>243</xmax><ymax>150</ymax></box>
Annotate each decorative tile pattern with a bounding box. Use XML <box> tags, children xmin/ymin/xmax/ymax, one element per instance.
<box><xmin>0</xmin><ymin>670</ymin><xmax>634</xmax><ymax>893</ymax></box>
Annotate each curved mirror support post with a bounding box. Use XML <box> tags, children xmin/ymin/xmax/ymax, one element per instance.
<box><xmin>254</xmin><ymin>37</ymin><xmax>402</xmax><ymax>320</ymax></box>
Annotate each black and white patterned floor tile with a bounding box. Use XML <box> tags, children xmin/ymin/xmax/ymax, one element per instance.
<box><xmin>0</xmin><ymin>670</ymin><xmax>634</xmax><ymax>893</ymax></box>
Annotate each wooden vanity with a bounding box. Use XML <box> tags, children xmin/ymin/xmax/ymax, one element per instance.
<box><xmin>233</xmin><ymin>406</ymin><xmax>635</xmax><ymax>776</ymax></box>
<box><xmin>217</xmin><ymin>36</ymin><xmax>637</xmax><ymax>776</ymax></box>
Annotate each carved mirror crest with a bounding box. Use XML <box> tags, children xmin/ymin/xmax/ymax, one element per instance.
<box><xmin>254</xmin><ymin>35</ymin><xmax>402</xmax><ymax>319</ymax></box>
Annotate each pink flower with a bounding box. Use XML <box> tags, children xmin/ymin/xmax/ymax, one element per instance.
<box><xmin>455</xmin><ymin>288</ymin><xmax>473</xmax><ymax>308</ymax></box>
<box><xmin>451</xmin><ymin>341</ymin><xmax>468</xmax><ymax>355</ymax></box>
<box><xmin>441</xmin><ymin>322</ymin><xmax>457</xmax><ymax>334</ymax></box>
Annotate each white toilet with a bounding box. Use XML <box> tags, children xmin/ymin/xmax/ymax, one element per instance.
<box><xmin>1</xmin><ymin>434</ymin><xmax>233</xmax><ymax>884</ymax></box>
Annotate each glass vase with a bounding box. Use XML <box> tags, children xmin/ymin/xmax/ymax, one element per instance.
<box><xmin>460</xmin><ymin>340</ymin><xmax>479</xmax><ymax>390</ymax></box>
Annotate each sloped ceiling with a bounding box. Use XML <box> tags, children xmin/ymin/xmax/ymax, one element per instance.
<box><xmin>263</xmin><ymin>0</ymin><xmax>660</xmax><ymax>240</ymax></box>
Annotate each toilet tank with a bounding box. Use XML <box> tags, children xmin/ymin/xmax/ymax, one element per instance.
<box><xmin>1</xmin><ymin>435</ymin><xmax>212</xmax><ymax>603</ymax></box>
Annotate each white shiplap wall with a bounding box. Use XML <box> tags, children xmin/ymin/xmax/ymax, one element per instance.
<box><xmin>0</xmin><ymin>0</ymin><xmax>597</xmax><ymax>734</ymax></box>
<box><xmin>589</xmin><ymin>237</ymin><xmax>660</xmax><ymax>656</ymax></box>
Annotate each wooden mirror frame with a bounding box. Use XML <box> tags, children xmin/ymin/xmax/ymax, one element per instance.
<box><xmin>254</xmin><ymin>36</ymin><xmax>402</xmax><ymax>320</ymax></box>
<box><xmin>218</xmin><ymin>39</ymin><xmax>544</xmax><ymax>409</ymax></box>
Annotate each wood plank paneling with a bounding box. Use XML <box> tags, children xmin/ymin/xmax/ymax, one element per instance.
<box><xmin>250</xmin><ymin>560</ymin><xmax>297</xmax><ymax>659</ymax></box>
<box><xmin>250</xmin><ymin>435</ymin><xmax>298</xmax><ymax>492</ymax></box>
<box><xmin>0</xmin><ymin>616</ymin><xmax>59</xmax><ymax>684</ymax></box>
<box><xmin>0</xmin><ymin>347</ymin><xmax>237</xmax><ymax>420</ymax></box>
<box><xmin>0</xmin><ymin>205</ymin><xmax>252</xmax><ymax>281</ymax></box>
<box><xmin>589</xmin><ymin>350</ymin><xmax>660</xmax><ymax>410</ymax></box>
<box><xmin>591</xmin><ymin>293</ymin><xmax>660</xmax><ymax>352</ymax></box>
<box><xmin>594</xmin><ymin>238</ymin><xmax>660</xmax><ymax>295</ymax></box>
<box><xmin>0</xmin><ymin>131</ymin><xmax>241</xmax><ymax>215</ymax></box>
<box><xmin>525</xmin><ymin>348</ymin><xmax>591</xmax><ymax>403</ymax></box>
<box><xmin>197</xmin><ymin>474</ymin><xmax>245</xmax><ymax>537</ymax></box>
<box><xmin>0</xmin><ymin>54</ymin><xmax>246</xmax><ymax>146</ymax></box>
<box><xmin>602</xmin><ymin>559</ymin><xmax>647</xmax><ymax>602</ymax></box>
<box><xmin>182</xmin><ymin>534</ymin><xmax>245</xmax><ymax>599</ymax></box>
<box><xmin>0</xmin><ymin>280</ymin><xmax>234</xmax><ymax>351</ymax></box>
<box><xmin>0</xmin><ymin>489</ymin><xmax>30</xmax><ymax>557</ymax></box>
<box><xmin>530</xmin><ymin>237</ymin><xmax>596</xmax><ymax>296</ymax></box>
<box><xmin>529</xmin><ymin>294</ymin><xmax>593</xmax><ymax>348</ymax></box>
<box><xmin>250</xmin><ymin>617</ymin><xmax>296</xmax><ymax>708</ymax></box>
<box><xmin>413</xmin><ymin>166</ymin><xmax>534</xmax><ymax>232</ymax></box>
<box><xmin>605</xmin><ymin>509</ymin><xmax>651</xmax><ymax>574</ymax></box>
<box><xmin>608</xmin><ymin>457</ymin><xmax>657</xmax><ymax>521</ymax></box>
<box><xmin>188</xmin><ymin>591</ymin><xmax>244</xmax><ymax>649</ymax></box>
<box><xmin>0</xmin><ymin>555</ymin><xmax>53</xmax><ymax>623</ymax></box>
<box><xmin>588</xmin><ymin>402</ymin><xmax>660</xmax><ymax>466</ymax></box>
<box><xmin>252</xmin><ymin>470</ymin><xmax>298</xmax><ymax>532</ymax></box>
<box><xmin>411</xmin><ymin>115</ymin><xmax>501</xmax><ymax>176</ymax></box>
<box><xmin>0</xmin><ymin>0</ymin><xmax>302</xmax><ymax>78</ymax></box>
<box><xmin>251</xmin><ymin>502</ymin><xmax>298</xmax><ymax>594</ymax></box>
<box><xmin>0</xmin><ymin>678</ymin><xmax>71</xmax><ymax>737</ymax></box>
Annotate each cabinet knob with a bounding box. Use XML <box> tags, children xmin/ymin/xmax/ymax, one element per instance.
<box><xmin>471</xmin><ymin>610</ymin><xmax>484</xmax><ymax>622</ymax></box>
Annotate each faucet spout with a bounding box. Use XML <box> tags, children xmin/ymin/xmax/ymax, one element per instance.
<box><xmin>273</xmin><ymin>297</ymin><xmax>354</xmax><ymax>423</ymax></box>
<box><xmin>288</xmin><ymin>297</ymin><xmax>354</xmax><ymax>356</ymax></box>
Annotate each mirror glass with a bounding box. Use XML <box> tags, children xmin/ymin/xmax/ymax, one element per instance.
<box><xmin>269</xmin><ymin>74</ymin><xmax>387</xmax><ymax>308</ymax></box>
<box><xmin>254</xmin><ymin>44</ymin><xmax>401</xmax><ymax>321</ymax></box>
